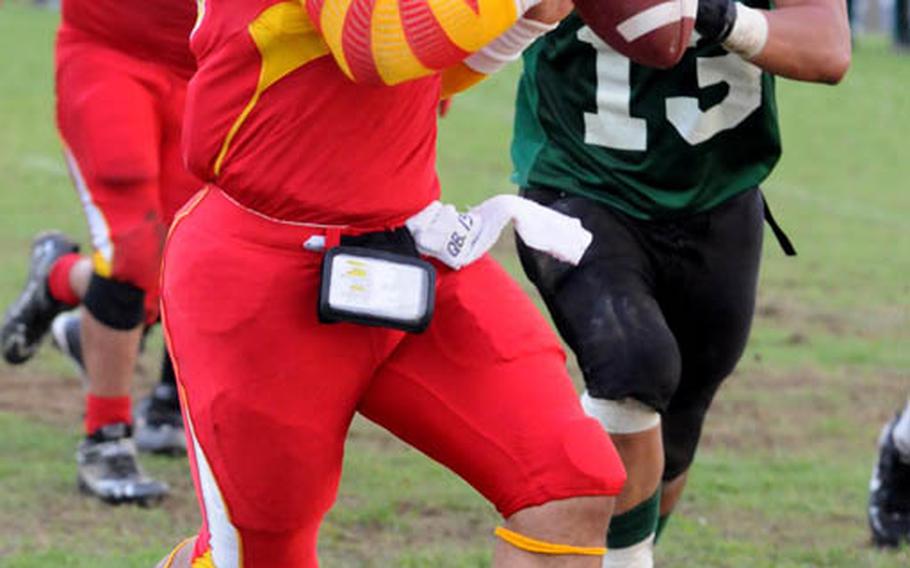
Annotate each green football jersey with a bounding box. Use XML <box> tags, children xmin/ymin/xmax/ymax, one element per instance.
<box><xmin>512</xmin><ymin>8</ymin><xmax>781</xmax><ymax>220</ymax></box>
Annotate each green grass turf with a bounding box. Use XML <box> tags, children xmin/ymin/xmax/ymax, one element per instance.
<box><xmin>0</xmin><ymin>3</ymin><xmax>908</xmax><ymax>566</ymax></box>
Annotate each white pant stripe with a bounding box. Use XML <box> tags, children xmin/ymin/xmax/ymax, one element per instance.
<box><xmin>63</xmin><ymin>149</ymin><xmax>114</xmax><ymax>265</ymax></box>
<box><xmin>186</xmin><ymin>408</ymin><xmax>241</xmax><ymax>567</ymax></box>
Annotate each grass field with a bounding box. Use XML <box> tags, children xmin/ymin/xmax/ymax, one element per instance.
<box><xmin>1</xmin><ymin>3</ymin><xmax>908</xmax><ymax>567</ymax></box>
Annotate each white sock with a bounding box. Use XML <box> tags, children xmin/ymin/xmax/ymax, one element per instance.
<box><xmin>602</xmin><ymin>534</ymin><xmax>654</xmax><ymax>568</ymax></box>
<box><xmin>892</xmin><ymin>398</ymin><xmax>910</xmax><ymax>461</ymax></box>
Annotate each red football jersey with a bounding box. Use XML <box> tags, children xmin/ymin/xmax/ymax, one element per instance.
<box><xmin>183</xmin><ymin>1</ymin><xmax>441</xmax><ymax>226</ymax></box>
<box><xmin>61</xmin><ymin>0</ymin><xmax>197</xmax><ymax>78</ymax></box>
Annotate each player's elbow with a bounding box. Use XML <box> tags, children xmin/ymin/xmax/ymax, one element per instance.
<box><xmin>820</xmin><ymin>46</ymin><xmax>851</xmax><ymax>84</ymax></box>
<box><xmin>816</xmin><ymin>20</ymin><xmax>853</xmax><ymax>84</ymax></box>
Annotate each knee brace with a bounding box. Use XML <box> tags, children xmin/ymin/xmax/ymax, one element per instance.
<box><xmin>494</xmin><ymin>526</ymin><xmax>606</xmax><ymax>557</ymax></box>
<box><xmin>83</xmin><ymin>273</ymin><xmax>146</xmax><ymax>330</ymax></box>
<box><xmin>581</xmin><ymin>391</ymin><xmax>661</xmax><ymax>434</ymax></box>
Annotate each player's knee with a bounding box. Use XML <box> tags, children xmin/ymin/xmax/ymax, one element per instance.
<box><xmin>104</xmin><ymin>219</ymin><xmax>166</xmax><ymax>293</ymax></box>
<box><xmin>83</xmin><ymin>273</ymin><xmax>146</xmax><ymax>330</ymax></box>
<box><xmin>91</xmin><ymin>154</ymin><xmax>157</xmax><ymax>187</ymax></box>
<box><xmin>586</xmin><ymin>332</ymin><xmax>681</xmax><ymax>412</ymax></box>
<box><xmin>632</xmin><ymin>338</ymin><xmax>681</xmax><ymax>405</ymax></box>
<box><xmin>520</xmin><ymin>416</ymin><xmax>627</xmax><ymax>507</ymax></box>
<box><xmin>499</xmin><ymin>495</ymin><xmax>614</xmax><ymax>558</ymax></box>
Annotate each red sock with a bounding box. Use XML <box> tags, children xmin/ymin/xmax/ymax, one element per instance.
<box><xmin>85</xmin><ymin>394</ymin><xmax>132</xmax><ymax>435</ymax></box>
<box><xmin>47</xmin><ymin>253</ymin><xmax>82</xmax><ymax>306</ymax></box>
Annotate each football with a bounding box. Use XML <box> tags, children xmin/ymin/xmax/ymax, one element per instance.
<box><xmin>574</xmin><ymin>0</ymin><xmax>696</xmax><ymax>68</ymax></box>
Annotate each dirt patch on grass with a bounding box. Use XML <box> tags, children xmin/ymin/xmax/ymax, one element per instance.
<box><xmin>0</xmin><ymin>369</ymin><xmax>84</xmax><ymax>429</ymax></box>
<box><xmin>703</xmin><ymin>366</ymin><xmax>907</xmax><ymax>455</ymax></box>
<box><xmin>756</xmin><ymin>293</ymin><xmax>908</xmax><ymax>339</ymax></box>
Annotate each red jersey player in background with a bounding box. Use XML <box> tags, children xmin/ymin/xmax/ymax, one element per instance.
<box><xmin>0</xmin><ymin>0</ymin><xmax>202</xmax><ymax>503</ymax></box>
<box><xmin>156</xmin><ymin>0</ymin><xmax>631</xmax><ymax>566</ymax></box>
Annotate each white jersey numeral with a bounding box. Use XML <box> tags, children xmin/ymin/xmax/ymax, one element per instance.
<box><xmin>577</xmin><ymin>27</ymin><xmax>763</xmax><ymax>150</ymax></box>
<box><xmin>578</xmin><ymin>27</ymin><xmax>648</xmax><ymax>151</ymax></box>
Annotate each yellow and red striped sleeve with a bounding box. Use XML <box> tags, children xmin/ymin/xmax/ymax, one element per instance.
<box><xmin>440</xmin><ymin>62</ymin><xmax>488</xmax><ymax>98</ymax></box>
<box><xmin>303</xmin><ymin>0</ymin><xmax>524</xmax><ymax>85</ymax></box>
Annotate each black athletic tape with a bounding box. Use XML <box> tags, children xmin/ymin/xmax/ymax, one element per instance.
<box><xmin>695</xmin><ymin>0</ymin><xmax>738</xmax><ymax>44</ymax></box>
<box><xmin>83</xmin><ymin>273</ymin><xmax>146</xmax><ymax>330</ymax></box>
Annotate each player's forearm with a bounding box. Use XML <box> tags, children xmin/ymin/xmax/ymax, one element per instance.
<box><xmin>696</xmin><ymin>0</ymin><xmax>851</xmax><ymax>84</ymax></box>
<box><xmin>305</xmin><ymin>0</ymin><xmax>536</xmax><ymax>85</ymax></box>
<box><xmin>750</xmin><ymin>3</ymin><xmax>851</xmax><ymax>84</ymax></box>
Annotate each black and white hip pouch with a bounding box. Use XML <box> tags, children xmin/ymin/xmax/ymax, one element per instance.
<box><xmin>318</xmin><ymin>245</ymin><xmax>436</xmax><ymax>333</ymax></box>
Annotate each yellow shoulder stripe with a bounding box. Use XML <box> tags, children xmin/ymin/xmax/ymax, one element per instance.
<box><xmin>213</xmin><ymin>2</ymin><xmax>330</xmax><ymax>176</ymax></box>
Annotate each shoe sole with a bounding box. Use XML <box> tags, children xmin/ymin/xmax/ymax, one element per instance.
<box><xmin>77</xmin><ymin>477</ymin><xmax>167</xmax><ymax>508</ymax></box>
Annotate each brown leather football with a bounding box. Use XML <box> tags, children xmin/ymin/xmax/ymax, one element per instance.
<box><xmin>574</xmin><ymin>0</ymin><xmax>696</xmax><ymax>68</ymax></box>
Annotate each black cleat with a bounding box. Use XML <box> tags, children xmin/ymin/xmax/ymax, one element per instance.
<box><xmin>869</xmin><ymin>414</ymin><xmax>910</xmax><ymax>547</ymax></box>
<box><xmin>76</xmin><ymin>422</ymin><xmax>169</xmax><ymax>505</ymax></box>
<box><xmin>1</xmin><ymin>232</ymin><xmax>79</xmax><ymax>364</ymax></box>
<box><xmin>135</xmin><ymin>384</ymin><xmax>186</xmax><ymax>455</ymax></box>
<box><xmin>51</xmin><ymin>310</ymin><xmax>86</xmax><ymax>383</ymax></box>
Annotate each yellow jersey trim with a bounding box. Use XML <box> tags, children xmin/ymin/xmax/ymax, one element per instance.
<box><xmin>371</xmin><ymin>0</ymin><xmax>433</xmax><ymax>84</ymax></box>
<box><xmin>213</xmin><ymin>3</ymin><xmax>330</xmax><ymax>176</ymax></box>
<box><xmin>426</xmin><ymin>0</ymin><xmax>517</xmax><ymax>53</ymax></box>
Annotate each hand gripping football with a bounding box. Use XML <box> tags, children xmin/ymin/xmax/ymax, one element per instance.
<box><xmin>575</xmin><ymin>0</ymin><xmax>696</xmax><ymax>68</ymax></box>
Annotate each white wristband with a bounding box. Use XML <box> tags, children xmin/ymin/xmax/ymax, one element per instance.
<box><xmin>722</xmin><ymin>3</ymin><xmax>768</xmax><ymax>60</ymax></box>
<box><xmin>463</xmin><ymin>18</ymin><xmax>557</xmax><ymax>75</ymax></box>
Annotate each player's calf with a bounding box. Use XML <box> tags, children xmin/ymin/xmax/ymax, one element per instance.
<box><xmin>582</xmin><ymin>394</ymin><xmax>663</xmax><ymax>567</ymax></box>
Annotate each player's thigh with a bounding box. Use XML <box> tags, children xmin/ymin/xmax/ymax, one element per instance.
<box><xmin>162</xmin><ymin>189</ymin><xmax>385</xmax><ymax>562</ymax></box>
<box><xmin>56</xmin><ymin>38</ymin><xmax>161</xmax><ymax>185</ymax></box>
<box><xmin>518</xmin><ymin>186</ymin><xmax>682</xmax><ymax>412</ymax></box>
<box><xmin>57</xmin><ymin>40</ymin><xmax>168</xmax><ymax>294</ymax></box>
<box><xmin>359</xmin><ymin>256</ymin><xmax>626</xmax><ymax>517</ymax></box>
<box><xmin>660</xmin><ymin>188</ymin><xmax>764</xmax><ymax>479</ymax></box>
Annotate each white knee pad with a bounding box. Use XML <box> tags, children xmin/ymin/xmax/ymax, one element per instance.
<box><xmin>581</xmin><ymin>391</ymin><xmax>660</xmax><ymax>434</ymax></box>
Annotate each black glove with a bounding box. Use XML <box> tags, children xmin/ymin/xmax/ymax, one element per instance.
<box><xmin>696</xmin><ymin>0</ymin><xmax>738</xmax><ymax>44</ymax></box>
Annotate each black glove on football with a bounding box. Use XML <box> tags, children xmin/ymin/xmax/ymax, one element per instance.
<box><xmin>696</xmin><ymin>0</ymin><xmax>738</xmax><ymax>44</ymax></box>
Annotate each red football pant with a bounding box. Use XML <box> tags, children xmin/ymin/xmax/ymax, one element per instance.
<box><xmin>161</xmin><ymin>188</ymin><xmax>626</xmax><ymax>567</ymax></box>
<box><xmin>56</xmin><ymin>26</ymin><xmax>202</xmax><ymax>322</ymax></box>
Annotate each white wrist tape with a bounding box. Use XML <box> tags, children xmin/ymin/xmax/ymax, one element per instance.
<box><xmin>464</xmin><ymin>18</ymin><xmax>557</xmax><ymax>75</ymax></box>
<box><xmin>406</xmin><ymin>195</ymin><xmax>592</xmax><ymax>270</ymax></box>
<box><xmin>516</xmin><ymin>0</ymin><xmax>543</xmax><ymax>16</ymax></box>
<box><xmin>722</xmin><ymin>3</ymin><xmax>768</xmax><ymax>59</ymax></box>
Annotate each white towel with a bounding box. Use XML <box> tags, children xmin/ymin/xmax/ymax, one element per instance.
<box><xmin>406</xmin><ymin>195</ymin><xmax>592</xmax><ymax>270</ymax></box>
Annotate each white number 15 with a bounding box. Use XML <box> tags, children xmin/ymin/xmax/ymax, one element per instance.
<box><xmin>577</xmin><ymin>26</ymin><xmax>763</xmax><ymax>150</ymax></box>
